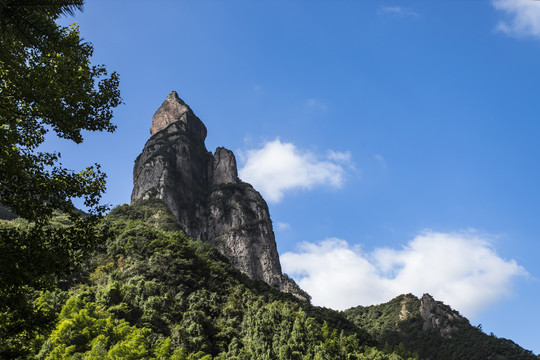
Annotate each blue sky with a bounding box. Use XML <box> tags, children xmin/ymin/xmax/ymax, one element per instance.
<box><xmin>54</xmin><ymin>0</ymin><xmax>540</xmax><ymax>353</ymax></box>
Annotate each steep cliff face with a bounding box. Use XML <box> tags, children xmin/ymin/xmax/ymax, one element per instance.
<box><xmin>131</xmin><ymin>91</ymin><xmax>290</xmax><ymax>291</ymax></box>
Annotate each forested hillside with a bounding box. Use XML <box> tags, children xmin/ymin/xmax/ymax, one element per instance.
<box><xmin>1</xmin><ymin>200</ymin><xmax>537</xmax><ymax>359</ymax></box>
<box><xmin>0</xmin><ymin>200</ymin><xmax>418</xmax><ymax>359</ymax></box>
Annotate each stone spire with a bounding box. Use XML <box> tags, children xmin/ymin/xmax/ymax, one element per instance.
<box><xmin>131</xmin><ymin>91</ymin><xmax>309</xmax><ymax>300</ymax></box>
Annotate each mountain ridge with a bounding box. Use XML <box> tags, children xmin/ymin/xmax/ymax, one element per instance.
<box><xmin>344</xmin><ymin>292</ymin><xmax>537</xmax><ymax>359</ymax></box>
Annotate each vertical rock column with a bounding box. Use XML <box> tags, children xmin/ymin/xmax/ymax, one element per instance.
<box><xmin>132</xmin><ymin>91</ymin><xmax>284</xmax><ymax>289</ymax></box>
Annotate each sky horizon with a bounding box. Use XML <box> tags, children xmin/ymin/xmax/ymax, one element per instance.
<box><xmin>53</xmin><ymin>0</ymin><xmax>540</xmax><ymax>353</ymax></box>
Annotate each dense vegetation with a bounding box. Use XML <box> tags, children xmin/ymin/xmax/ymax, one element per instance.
<box><xmin>0</xmin><ymin>0</ymin><xmax>121</xmax><ymax>222</ymax></box>
<box><xmin>1</xmin><ymin>199</ymin><xmax>538</xmax><ymax>359</ymax></box>
<box><xmin>0</xmin><ymin>200</ymin><xmax>419</xmax><ymax>359</ymax></box>
<box><xmin>0</xmin><ymin>1</ymin><xmax>122</xmax><ymax>351</ymax></box>
<box><xmin>345</xmin><ymin>295</ymin><xmax>538</xmax><ymax>360</ymax></box>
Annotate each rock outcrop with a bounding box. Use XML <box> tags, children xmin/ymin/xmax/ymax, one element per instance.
<box><xmin>419</xmin><ymin>294</ymin><xmax>469</xmax><ymax>338</ymax></box>
<box><xmin>344</xmin><ymin>294</ymin><xmax>537</xmax><ymax>359</ymax></box>
<box><xmin>132</xmin><ymin>91</ymin><xmax>303</xmax><ymax>295</ymax></box>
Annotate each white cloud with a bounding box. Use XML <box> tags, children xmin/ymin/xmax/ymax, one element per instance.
<box><xmin>281</xmin><ymin>231</ymin><xmax>527</xmax><ymax>317</ymax></box>
<box><xmin>378</xmin><ymin>6</ymin><xmax>420</xmax><ymax>18</ymax></box>
<box><xmin>493</xmin><ymin>0</ymin><xmax>540</xmax><ymax>38</ymax></box>
<box><xmin>238</xmin><ymin>139</ymin><xmax>350</xmax><ymax>203</ymax></box>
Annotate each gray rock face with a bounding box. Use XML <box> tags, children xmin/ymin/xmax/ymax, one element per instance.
<box><xmin>419</xmin><ymin>294</ymin><xmax>468</xmax><ymax>338</ymax></box>
<box><xmin>132</xmin><ymin>91</ymin><xmax>292</xmax><ymax>291</ymax></box>
<box><xmin>211</xmin><ymin>148</ymin><xmax>239</xmax><ymax>185</ymax></box>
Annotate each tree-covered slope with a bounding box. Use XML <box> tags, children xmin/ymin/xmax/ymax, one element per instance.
<box><xmin>2</xmin><ymin>199</ymin><xmax>536</xmax><ymax>359</ymax></box>
<box><xmin>344</xmin><ymin>294</ymin><xmax>537</xmax><ymax>360</ymax></box>
<box><xmin>3</xmin><ymin>199</ymin><xmax>417</xmax><ymax>359</ymax></box>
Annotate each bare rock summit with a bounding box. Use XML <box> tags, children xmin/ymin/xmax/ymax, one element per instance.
<box><xmin>149</xmin><ymin>91</ymin><xmax>206</xmax><ymax>139</ymax></box>
<box><xmin>132</xmin><ymin>91</ymin><xmax>308</xmax><ymax>299</ymax></box>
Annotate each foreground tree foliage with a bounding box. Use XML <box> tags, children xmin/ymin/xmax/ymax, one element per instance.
<box><xmin>0</xmin><ymin>0</ymin><xmax>121</xmax><ymax>221</ymax></box>
<box><xmin>0</xmin><ymin>1</ymin><xmax>121</xmax><ymax>354</ymax></box>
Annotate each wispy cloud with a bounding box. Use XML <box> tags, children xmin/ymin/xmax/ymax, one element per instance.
<box><xmin>378</xmin><ymin>6</ymin><xmax>420</xmax><ymax>18</ymax></box>
<box><xmin>281</xmin><ymin>231</ymin><xmax>527</xmax><ymax>316</ymax></box>
<box><xmin>238</xmin><ymin>139</ymin><xmax>351</xmax><ymax>203</ymax></box>
<box><xmin>373</xmin><ymin>154</ymin><xmax>388</xmax><ymax>170</ymax></box>
<box><xmin>306</xmin><ymin>98</ymin><xmax>328</xmax><ymax>111</ymax></box>
<box><xmin>493</xmin><ymin>0</ymin><xmax>540</xmax><ymax>38</ymax></box>
<box><xmin>276</xmin><ymin>222</ymin><xmax>291</xmax><ymax>231</ymax></box>
<box><xmin>327</xmin><ymin>150</ymin><xmax>353</xmax><ymax>165</ymax></box>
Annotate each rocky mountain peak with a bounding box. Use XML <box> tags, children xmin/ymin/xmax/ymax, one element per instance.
<box><xmin>132</xmin><ymin>91</ymin><xmax>307</xmax><ymax>299</ymax></box>
<box><xmin>150</xmin><ymin>91</ymin><xmax>207</xmax><ymax>141</ymax></box>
